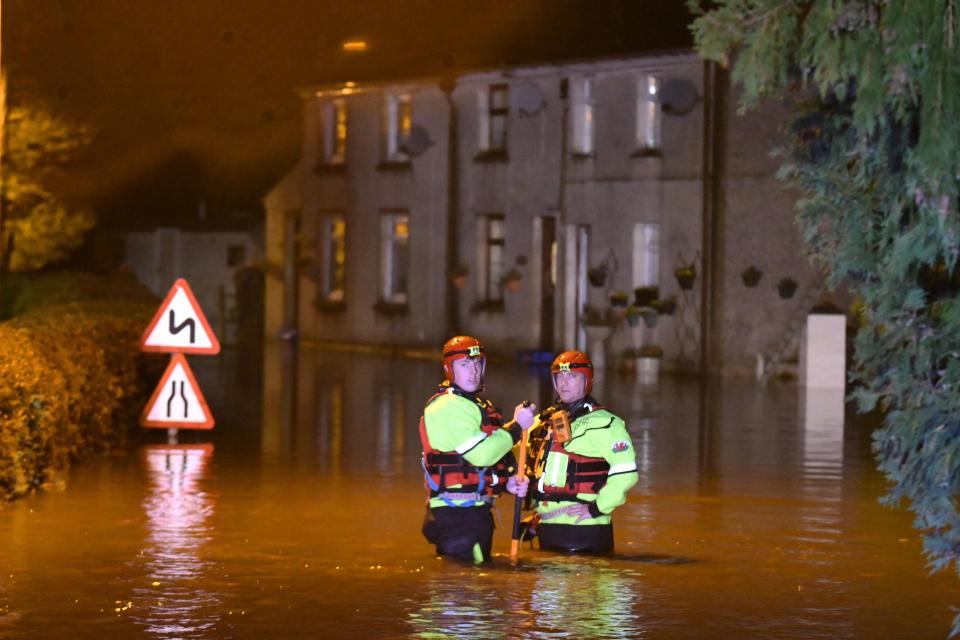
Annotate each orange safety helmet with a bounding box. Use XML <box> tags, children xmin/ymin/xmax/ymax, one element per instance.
<box><xmin>442</xmin><ymin>335</ymin><xmax>486</xmax><ymax>381</ymax></box>
<box><xmin>550</xmin><ymin>350</ymin><xmax>594</xmax><ymax>394</ymax></box>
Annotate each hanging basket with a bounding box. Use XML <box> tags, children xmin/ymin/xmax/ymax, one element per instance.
<box><xmin>675</xmin><ymin>266</ymin><xmax>696</xmax><ymax>290</ymax></box>
<box><xmin>777</xmin><ymin>277</ymin><xmax>798</xmax><ymax>299</ymax></box>
<box><xmin>588</xmin><ymin>267</ymin><xmax>608</xmax><ymax>288</ymax></box>
<box><xmin>634</xmin><ymin>286</ymin><xmax>659</xmax><ymax>307</ymax></box>
<box><xmin>741</xmin><ymin>265</ymin><xmax>763</xmax><ymax>288</ymax></box>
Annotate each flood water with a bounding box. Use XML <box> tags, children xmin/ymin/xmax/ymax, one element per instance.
<box><xmin>0</xmin><ymin>342</ymin><xmax>956</xmax><ymax>639</ymax></box>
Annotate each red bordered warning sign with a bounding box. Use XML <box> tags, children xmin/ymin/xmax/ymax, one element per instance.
<box><xmin>140</xmin><ymin>354</ymin><xmax>215</xmax><ymax>429</ymax></box>
<box><xmin>140</xmin><ymin>278</ymin><xmax>221</xmax><ymax>354</ymax></box>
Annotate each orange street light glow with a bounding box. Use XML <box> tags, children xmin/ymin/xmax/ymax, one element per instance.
<box><xmin>341</xmin><ymin>40</ymin><xmax>368</xmax><ymax>52</ymax></box>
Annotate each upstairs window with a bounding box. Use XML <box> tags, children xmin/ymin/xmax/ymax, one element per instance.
<box><xmin>383</xmin><ymin>92</ymin><xmax>412</xmax><ymax>163</ymax></box>
<box><xmin>320</xmin><ymin>98</ymin><xmax>347</xmax><ymax>165</ymax></box>
<box><xmin>380</xmin><ymin>211</ymin><xmax>410</xmax><ymax>304</ymax></box>
<box><xmin>478</xmin><ymin>84</ymin><xmax>509</xmax><ymax>154</ymax></box>
<box><xmin>636</xmin><ymin>74</ymin><xmax>661</xmax><ymax>152</ymax></box>
<box><xmin>318</xmin><ymin>213</ymin><xmax>346</xmax><ymax>302</ymax></box>
<box><xmin>569</xmin><ymin>76</ymin><xmax>594</xmax><ymax>155</ymax></box>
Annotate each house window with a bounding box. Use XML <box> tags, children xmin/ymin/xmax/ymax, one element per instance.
<box><xmin>383</xmin><ymin>92</ymin><xmax>412</xmax><ymax>163</ymax></box>
<box><xmin>481</xmin><ymin>214</ymin><xmax>505</xmax><ymax>302</ymax></box>
<box><xmin>478</xmin><ymin>84</ymin><xmax>509</xmax><ymax>153</ymax></box>
<box><xmin>320</xmin><ymin>98</ymin><xmax>347</xmax><ymax>165</ymax></box>
<box><xmin>633</xmin><ymin>223</ymin><xmax>660</xmax><ymax>288</ymax></box>
<box><xmin>570</xmin><ymin>76</ymin><xmax>594</xmax><ymax>155</ymax></box>
<box><xmin>380</xmin><ymin>211</ymin><xmax>410</xmax><ymax>304</ymax></box>
<box><xmin>636</xmin><ymin>74</ymin><xmax>661</xmax><ymax>152</ymax></box>
<box><xmin>318</xmin><ymin>213</ymin><xmax>346</xmax><ymax>302</ymax></box>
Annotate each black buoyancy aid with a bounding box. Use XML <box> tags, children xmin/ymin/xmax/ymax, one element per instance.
<box><xmin>419</xmin><ymin>383</ymin><xmax>513</xmax><ymax>499</ymax></box>
<box><xmin>534</xmin><ymin>398</ymin><xmax>610</xmax><ymax>503</ymax></box>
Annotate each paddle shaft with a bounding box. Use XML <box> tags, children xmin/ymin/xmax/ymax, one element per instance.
<box><xmin>509</xmin><ymin>428</ymin><xmax>529</xmax><ymax>559</ymax></box>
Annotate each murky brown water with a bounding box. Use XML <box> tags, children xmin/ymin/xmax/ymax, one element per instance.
<box><xmin>0</xmin><ymin>343</ymin><xmax>956</xmax><ymax>639</ymax></box>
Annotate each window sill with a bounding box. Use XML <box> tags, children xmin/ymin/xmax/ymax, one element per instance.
<box><xmin>314</xmin><ymin>298</ymin><xmax>346</xmax><ymax>313</ymax></box>
<box><xmin>376</xmin><ymin>160</ymin><xmax>412</xmax><ymax>172</ymax></box>
<box><xmin>314</xmin><ymin>162</ymin><xmax>347</xmax><ymax>175</ymax></box>
<box><xmin>570</xmin><ymin>151</ymin><xmax>595</xmax><ymax>161</ymax></box>
<box><xmin>373</xmin><ymin>299</ymin><xmax>409</xmax><ymax>317</ymax></box>
<box><xmin>473</xmin><ymin>149</ymin><xmax>509</xmax><ymax>163</ymax></box>
<box><xmin>470</xmin><ymin>299</ymin><xmax>505</xmax><ymax>313</ymax></box>
<box><xmin>630</xmin><ymin>147</ymin><xmax>662</xmax><ymax>158</ymax></box>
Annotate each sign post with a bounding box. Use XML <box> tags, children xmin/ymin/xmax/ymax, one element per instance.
<box><xmin>139</xmin><ymin>278</ymin><xmax>220</xmax><ymax>442</ymax></box>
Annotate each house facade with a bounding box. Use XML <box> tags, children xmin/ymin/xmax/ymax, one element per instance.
<box><xmin>264</xmin><ymin>52</ymin><xmax>824</xmax><ymax>375</ymax></box>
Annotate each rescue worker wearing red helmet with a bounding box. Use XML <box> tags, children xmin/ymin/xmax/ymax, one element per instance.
<box><xmin>419</xmin><ymin>335</ymin><xmax>537</xmax><ymax>563</ymax></box>
<box><xmin>525</xmin><ymin>350</ymin><xmax>638</xmax><ymax>554</ymax></box>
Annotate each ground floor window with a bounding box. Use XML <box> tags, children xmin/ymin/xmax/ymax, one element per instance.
<box><xmin>380</xmin><ymin>210</ymin><xmax>410</xmax><ymax>304</ymax></box>
<box><xmin>480</xmin><ymin>213</ymin><xmax>505</xmax><ymax>302</ymax></box>
<box><xmin>318</xmin><ymin>212</ymin><xmax>346</xmax><ymax>302</ymax></box>
<box><xmin>633</xmin><ymin>222</ymin><xmax>660</xmax><ymax>288</ymax></box>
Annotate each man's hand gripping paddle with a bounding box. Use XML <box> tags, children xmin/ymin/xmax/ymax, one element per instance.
<box><xmin>510</xmin><ymin>401</ymin><xmax>533</xmax><ymax>561</ymax></box>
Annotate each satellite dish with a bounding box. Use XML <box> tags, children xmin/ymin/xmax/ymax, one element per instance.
<box><xmin>511</xmin><ymin>82</ymin><xmax>544</xmax><ymax>115</ymax></box>
<box><xmin>659</xmin><ymin>78</ymin><xmax>698</xmax><ymax>116</ymax></box>
<box><xmin>403</xmin><ymin>125</ymin><xmax>433</xmax><ymax>156</ymax></box>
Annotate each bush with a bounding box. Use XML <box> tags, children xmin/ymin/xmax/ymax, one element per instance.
<box><xmin>0</xmin><ymin>272</ymin><xmax>159</xmax><ymax>500</ymax></box>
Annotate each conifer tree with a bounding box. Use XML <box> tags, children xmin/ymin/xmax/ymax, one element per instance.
<box><xmin>690</xmin><ymin>1</ymin><xmax>960</xmax><ymax>632</ymax></box>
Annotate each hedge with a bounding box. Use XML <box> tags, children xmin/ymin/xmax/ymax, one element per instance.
<box><xmin>0</xmin><ymin>272</ymin><xmax>160</xmax><ymax>500</ymax></box>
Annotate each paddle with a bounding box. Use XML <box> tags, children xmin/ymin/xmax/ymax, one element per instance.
<box><xmin>509</xmin><ymin>426</ymin><xmax>530</xmax><ymax>561</ymax></box>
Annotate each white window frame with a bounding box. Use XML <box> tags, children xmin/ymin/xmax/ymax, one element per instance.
<box><xmin>380</xmin><ymin>211</ymin><xmax>410</xmax><ymax>304</ymax></box>
<box><xmin>633</xmin><ymin>223</ymin><xmax>661</xmax><ymax>288</ymax></box>
<box><xmin>636</xmin><ymin>73</ymin><xmax>661</xmax><ymax>151</ymax></box>
<box><xmin>318</xmin><ymin>212</ymin><xmax>346</xmax><ymax>302</ymax></box>
<box><xmin>569</xmin><ymin>76</ymin><xmax>594</xmax><ymax>155</ymax></box>
<box><xmin>480</xmin><ymin>213</ymin><xmax>506</xmax><ymax>302</ymax></box>
<box><xmin>383</xmin><ymin>92</ymin><xmax>412</xmax><ymax>162</ymax></box>
<box><xmin>320</xmin><ymin>98</ymin><xmax>347</xmax><ymax>165</ymax></box>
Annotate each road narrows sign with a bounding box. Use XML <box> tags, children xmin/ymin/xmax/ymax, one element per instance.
<box><xmin>140</xmin><ymin>278</ymin><xmax>221</xmax><ymax>354</ymax></box>
<box><xmin>140</xmin><ymin>353</ymin><xmax>215</xmax><ymax>429</ymax></box>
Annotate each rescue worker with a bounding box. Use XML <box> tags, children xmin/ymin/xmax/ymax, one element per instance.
<box><xmin>524</xmin><ymin>350</ymin><xmax>638</xmax><ymax>554</ymax></box>
<box><xmin>420</xmin><ymin>335</ymin><xmax>536</xmax><ymax>563</ymax></box>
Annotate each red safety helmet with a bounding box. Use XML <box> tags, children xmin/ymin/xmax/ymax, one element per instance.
<box><xmin>442</xmin><ymin>335</ymin><xmax>486</xmax><ymax>381</ymax></box>
<box><xmin>550</xmin><ymin>350</ymin><xmax>593</xmax><ymax>394</ymax></box>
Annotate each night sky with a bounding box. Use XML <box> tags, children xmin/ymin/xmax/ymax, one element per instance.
<box><xmin>4</xmin><ymin>0</ymin><xmax>693</xmax><ymax>230</ymax></box>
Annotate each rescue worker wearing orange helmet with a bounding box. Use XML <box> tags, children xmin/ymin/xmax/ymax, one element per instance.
<box><xmin>524</xmin><ymin>350</ymin><xmax>638</xmax><ymax>554</ymax></box>
<box><xmin>419</xmin><ymin>335</ymin><xmax>536</xmax><ymax>563</ymax></box>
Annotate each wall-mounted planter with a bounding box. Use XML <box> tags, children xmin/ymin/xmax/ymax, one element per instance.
<box><xmin>675</xmin><ymin>266</ymin><xmax>696</xmax><ymax>291</ymax></box>
<box><xmin>741</xmin><ymin>265</ymin><xmax>763</xmax><ymax>288</ymax></box>
<box><xmin>500</xmin><ymin>268</ymin><xmax>522</xmax><ymax>294</ymax></box>
<box><xmin>634</xmin><ymin>286</ymin><xmax>659</xmax><ymax>307</ymax></box>
<box><xmin>588</xmin><ymin>267</ymin><xmax>608</xmax><ymax>288</ymax></box>
<box><xmin>610</xmin><ymin>292</ymin><xmax>629</xmax><ymax>307</ymax></box>
<box><xmin>777</xmin><ymin>277</ymin><xmax>798</xmax><ymax>299</ymax></box>
<box><xmin>652</xmin><ymin>297</ymin><xmax>677</xmax><ymax>316</ymax></box>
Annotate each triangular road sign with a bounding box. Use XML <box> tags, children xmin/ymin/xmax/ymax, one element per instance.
<box><xmin>140</xmin><ymin>354</ymin><xmax>215</xmax><ymax>429</ymax></box>
<box><xmin>141</xmin><ymin>278</ymin><xmax>221</xmax><ymax>354</ymax></box>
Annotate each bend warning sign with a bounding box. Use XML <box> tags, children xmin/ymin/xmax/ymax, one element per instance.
<box><xmin>140</xmin><ymin>278</ymin><xmax>221</xmax><ymax>354</ymax></box>
<box><xmin>140</xmin><ymin>353</ymin><xmax>215</xmax><ymax>429</ymax></box>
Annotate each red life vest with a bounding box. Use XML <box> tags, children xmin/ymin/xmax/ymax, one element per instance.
<box><xmin>419</xmin><ymin>384</ymin><xmax>513</xmax><ymax>500</ymax></box>
<box><xmin>534</xmin><ymin>400</ymin><xmax>610</xmax><ymax>503</ymax></box>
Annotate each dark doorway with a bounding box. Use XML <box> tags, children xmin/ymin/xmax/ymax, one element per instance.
<box><xmin>539</xmin><ymin>215</ymin><xmax>557</xmax><ymax>350</ymax></box>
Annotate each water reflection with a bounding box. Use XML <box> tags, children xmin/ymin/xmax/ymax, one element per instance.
<box><xmin>314</xmin><ymin>375</ymin><xmax>344</xmax><ymax>474</ymax></box>
<box><xmin>261</xmin><ymin>342</ymin><xmax>298</xmax><ymax>455</ymax></box>
<box><xmin>406</xmin><ymin>568</ymin><xmax>528</xmax><ymax>640</ymax></box>
<box><xmin>528</xmin><ymin>559</ymin><xmax>642</xmax><ymax>639</ymax></box>
<box><xmin>130</xmin><ymin>444</ymin><xmax>220</xmax><ymax>638</ymax></box>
